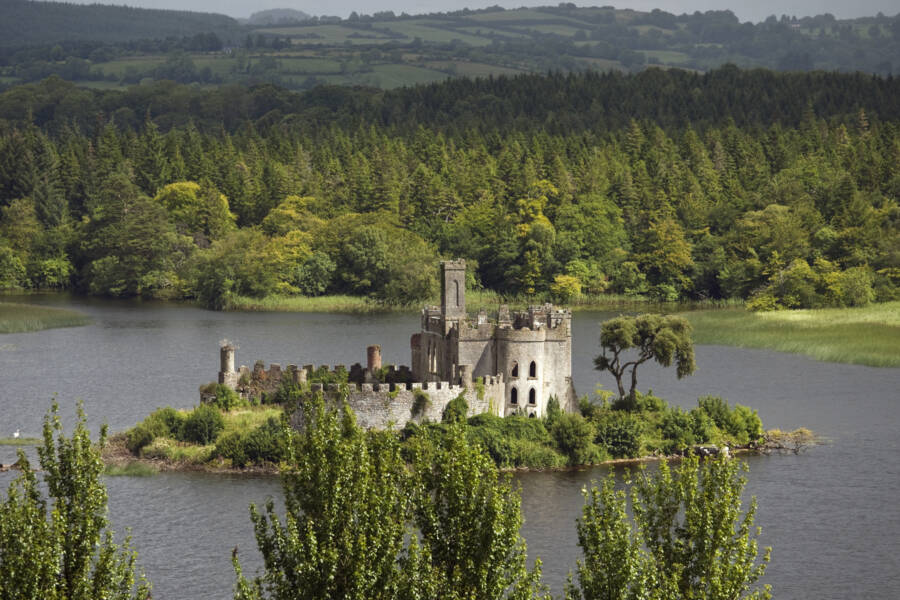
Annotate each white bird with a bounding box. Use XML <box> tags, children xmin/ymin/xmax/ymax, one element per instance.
<box><xmin>12</xmin><ymin>429</ymin><xmax>19</xmax><ymax>439</ymax></box>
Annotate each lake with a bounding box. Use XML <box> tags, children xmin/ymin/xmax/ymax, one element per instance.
<box><xmin>1</xmin><ymin>295</ymin><xmax>899</xmax><ymax>599</ymax></box>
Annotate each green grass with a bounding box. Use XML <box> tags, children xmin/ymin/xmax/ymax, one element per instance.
<box><xmin>221</xmin><ymin>407</ymin><xmax>283</xmax><ymax>436</ymax></box>
<box><xmin>642</xmin><ymin>50</ymin><xmax>690</xmax><ymax>64</ymax></box>
<box><xmin>104</xmin><ymin>462</ymin><xmax>157</xmax><ymax>476</ymax></box>
<box><xmin>374</xmin><ymin>20</ymin><xmax>491</xmax><ymax>46</ymax></box>
<box><xmin>684</xmin><ymin>302</ymin><xmax>900</xmax><ymax>367</ymax></box>
<box><xmin>228</xmin><ymin>294</ymin><xmax>409</xmax><ymax>313</ymax></box>
<box><xmin>0</xmin><ymin>437</ymin><xmax>41</xmax><ymax>445</ymax></box>
<box><xmin>424</xmin><ymin>61</ymin><xmax>526</xmax><ymax>77</ymax></box>
<box><xmin>0</xmin><ymin>302</ymin><xmax>90</xmax><ymax>333</ymax></box>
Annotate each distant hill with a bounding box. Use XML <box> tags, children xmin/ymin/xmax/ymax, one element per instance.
<box><xmin>244</xmin><ymin>9</ymin><xmax>311</xmax><ymax>26</ymax></box>
<box><xmin>0</xmin><ymin>0</ymin><xmax>242</xmax><ymax>47</ymax></box>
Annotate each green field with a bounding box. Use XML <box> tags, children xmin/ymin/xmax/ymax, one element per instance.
<box><xmin>642</xmin><ymin>50</ymin><xmax>690</xmax><ymax>64</ymax></box>
<box><xmin>373</xmin><ymin>20</ymin><xmax>491</xmax><ymax>46</ymax></box>
<box><xmin>264</xmin><ymin>25</ymin><xmax>394</xmax><ymax>45</ymax></box>
<box><xmin>0</xmin><ymin>301</ymin><xmax>90</xmax><ymax>334</ymax></box>
<box><xmin>685</xmin><ymin>302</ymin><xmax>900</xmax><ymax>368</ymax></box>
<box><xmin>519</xmin><ymin>23</ymin><xmax>588</xmax><ymax>36</ymax></box>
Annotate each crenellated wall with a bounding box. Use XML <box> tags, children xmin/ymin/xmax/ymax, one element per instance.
<box><xmin>290</xmin><ymin>376</ymin><xmax>505</xmax><ymax>430</ymax></box>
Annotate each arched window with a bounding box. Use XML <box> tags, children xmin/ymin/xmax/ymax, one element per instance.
<box><xmin>528</xmin><ymin>412</ymin><xmax>536</xmax><ymax>419</ymax></box>
<box><xmin>529</xmin><ymin>361</ymin><xmax>537</xmax><ymax>378</ymax></box>
<box><xmin>528</xmin><ymin>388</ymin><xmax>536</xmax><ymax>405</ymax></box>
<box><xmin>511</xmin><ymin>362</ymin><xmax>518</xmax><ymax>377</ymax></box>
<box><xmin>510</xmin><ymin>387</ymin><xmax>518</xmax><ymax>405</ymax></box>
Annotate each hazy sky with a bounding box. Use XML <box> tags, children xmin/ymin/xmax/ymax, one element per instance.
<box><xmin>51</xmin><ymin>1</ymin><xmax>898</xmax><ymax>23</ymax></box>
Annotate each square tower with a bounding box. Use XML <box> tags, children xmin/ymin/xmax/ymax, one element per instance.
<box><xmin>440</xmin><ymin>259</ymin><xmax>466</xmax><ymax>321</ymax></box>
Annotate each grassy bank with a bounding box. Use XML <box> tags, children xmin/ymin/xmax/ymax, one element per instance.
<box><xmin>0</xmin><ymin>437</ymin><xmax>41</xmax><ymax>445</ymax></box>
<box><xmin>227</xmin><ymin>290</ymin><xmax>739</xmax><ymax>314</ymax></box>
<box><xmin>0</xmin><ymin>302</ymin><xmax>90</xmax><ymax>333</ymax></box>
<box><xmin>684</xmin><ymin>302</ymin><xmax>900</xmax><ymax>368</ymax></box>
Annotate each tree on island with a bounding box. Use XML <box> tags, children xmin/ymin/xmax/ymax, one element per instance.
<box><xmin>0</xmin><ymin>403</ymin><xmax>150</xmax><ymax>599</ymax></box>
<box><xmin>594</xmin><ymin>314</ymin><xmax>696</xmax><ymax>409</ymax></box>
<box><xmin>566</xmin><ymin>455</ymin><xmax>771</xmax><ymax>600</ymax></box>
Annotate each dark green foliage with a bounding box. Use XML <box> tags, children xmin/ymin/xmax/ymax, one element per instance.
<box><xmin>592</xmin><ymin>410</ymin><xmax>644</xmax><ymax>458</ymax></box>
<box><xmin>180</xmin><ymin>404</ymin><xmax>225</xmax><ymax>445</ymax></box>
<box><xmin>215</xmin><ymin>417</ymin><xmax>286</xmax><ymax>468</ymax></box>
<box><xmin>0</xmin><ymin>70</ymin><xmax>896</xmax><ymax>307</ymax></box>
<box><xmin>441</xmin><ymin>393</ymin><xmax>468</xmax><ymax>424</ymax></box>
<box><xmin>465</xmin><ymin>413</ymin><xmax>565</xmax><ymax>468</ymax></box>
<box><xmin>211</xmin><ymin>384</ymin><xmax>244</xmax><ymax>411</ymax></box>
<box><xmin>659</xmin><ymin>408</ymin><xmax>700</xmax><ymax>454</ymax></box>
<box><xmin>125</xmin><ymin>406</ymin><xmax>184</xmax><ymax>453</ymax></box>
<box><xmin>411</xmin><ymin>389</ymin><xmax>430</xmax><ymax>418</ymax></box>
<box><xmin>698</xmin><ymin>396</ymin><xmax>764</xmax><ymax>445</ymax></box>
<box><xmin>550</xmin><ymin>412</ymin><xmax>601</xmax><ymax>466</ymax></box>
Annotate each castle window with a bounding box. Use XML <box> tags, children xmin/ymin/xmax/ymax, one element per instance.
<box><xmin>528</xmin><ymin>388</ymin><xmax>536</xmax><ymax>405</ymax></box>
<box><xmin>529</xmin><ymin>361</ymin><xmax>537</xmax><ymax>378</ymax></box>
<box><xmin>528</xmin><ymin>412</ymin><xmax>536</xmax><ymax>418</ymax></box>
<box><xmin>510</xmin><ymin>387</ymin><xmax>518</xmax><ymax>405</ymax></box>
<box><xmin>511</xmin><ymin>362</ymin><xmax>518</xmax><ymax>377</ymax></box>
<box><xmin>454</xmin><ymin>280</ymin><xmax>460</xmax><ymax>307</ymax></box>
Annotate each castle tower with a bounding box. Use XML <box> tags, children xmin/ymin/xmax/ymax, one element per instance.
<box><xmin>440</xmin><ymin>259</ymin><xmax>466</xmax><ymax>322</ymax></box>
<box><xmin>219</xmin><ymin>342</ymin><xmax>237</xmax><ymax>389</ymax></box>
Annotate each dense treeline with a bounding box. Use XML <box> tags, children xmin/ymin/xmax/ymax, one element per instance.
<box><xmin>4</xmin><ymin>68</ymin><xmax>900</xmax><ymax>135</ymax></box>
<box><xmin>0</xmin><ymin>0</ymin><xmax>241</xmax><ymax>47</ymax></box>
<box><xmin>0</xmin><ymin>69</ymin><xmax>897</xmax><ymax>308</ymax></box>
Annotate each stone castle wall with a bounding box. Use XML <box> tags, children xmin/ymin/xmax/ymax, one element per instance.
<box><xmin>291</xmin><ymin>377</ymin><xmax>505</xmax><ymax>430</ymax></box>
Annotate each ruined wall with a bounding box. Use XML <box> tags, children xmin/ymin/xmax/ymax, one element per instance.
<box><xmin>289</xmin><ymin>376</ymin><xmax>505</xmax><ymax>431</ymax></box>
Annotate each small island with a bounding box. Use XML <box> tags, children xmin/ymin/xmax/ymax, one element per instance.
<box><xmin>110</xmin><ymin>261</ymin><xmax>813</xmax><ymax>473</ymax></box>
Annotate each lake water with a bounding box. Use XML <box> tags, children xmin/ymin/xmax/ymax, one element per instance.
<box><xmin>1</xmin><ymin>295</ymin><xmax>899</xmax><ymax>599</ymax></box>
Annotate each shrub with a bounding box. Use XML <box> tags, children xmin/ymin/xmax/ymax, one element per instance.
<box><xmin>214</xmin><ymin>431</ymin><xmax>248</xmax><ymax>467</ymax></box>
<box><xmin>180</xmin><ymin>404</ymin><xmax>225</xmax><ymax>445</ymax></box>
<box><xmin>594</xmin><ymin>410</ymin><xmax>643</xmax><ymax>458</ymax></box>
<box><xmin>551</xmin><ymin>412</ymin><xmax>598</xmax><ymax>465</ymax></box>
<box><xmin>411</xmin><ymin>389</ymin><xmax>430</xmax><ymax>417</ymax></box>
<box><xmin>125</xmin><ymin>407</ymin><xmax>184</xmax><ymax>453</ymax></box>
<box><xmin>242</xmin><ymin>417</ymin><xmax>287</xmax><ymax>465</ymax></box>
<box><xmin>659</xmin><ymin>408</ymin><xmax>697</xmax><ymax>454</ymax></box>
<box><xmin>211</xmin><ymin>384</ymin><xmax>244</xmax><ymax>411</ymax></box>
<box><xmin>698</xmin><ymin>396</ymin><xmax>763</xmax><ymax>445</ymax></box>
<box><xmin>442</xmin><ymin>393</ymin><xmax>468</xmax><ymax>424</ymax></box>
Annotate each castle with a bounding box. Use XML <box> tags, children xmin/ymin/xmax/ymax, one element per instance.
<box><xmin>211</xmin><ymin>259</ymin><xmax>577</xmax><ymax>429</ymax></box>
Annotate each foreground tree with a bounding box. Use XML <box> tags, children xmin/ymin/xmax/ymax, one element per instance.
<box><xmin>0</xmin><ymin>403</ymin><xmax>150</xmax><ymax>600</ymax></box>
<box><xmin>233</xmin><ymin>396</ymin><xmax>546</xmax><ymax>600</ymax></box>
<box><xmin>594</xmin><ymin>314</ymin><xmax>696</xmax><ymax>408</ymax></box>
<box><xmin>566</xmin><ymin>456</ymin><xmax>771</xmax><ymax>600</ymax></box>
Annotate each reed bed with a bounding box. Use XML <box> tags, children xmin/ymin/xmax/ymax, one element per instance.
<box><xmin>227</xmin><ymin>294</ymin><xmax>399</xmax><ymax>313</ymax></box>
<box><xmin>684</xmin><ymin>302</ymin><xmax>900</xmax><ymax>368</ymax></box>
<box><xmin>0</xmin><ymin>301</ymin><xmax>90</xmax><ymax>333</ymax></box>
<box><xmin>0</xmin><ymin>437</ymin><xmax>41</xmax><ymax>445</ymax></box>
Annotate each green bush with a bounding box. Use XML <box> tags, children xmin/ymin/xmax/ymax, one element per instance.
<box><xmin>243</xmin><ymin>417</ymin><xmax>287</xmax><ymax>465</ymax></box>
<box><xmin>125</xmin><ymin>407</ymin><xmax>184</xmax><ymax>453</ymax></box>
<box><xmin>551</xmin><ymin>412</ymin><xmax>599</xmax><ymax>466</ymax></box>
<box><xmin>659</xmin><ymin>408</ymin><xmax>697</xmax><ymax>454</ymax></box>
<box><xmin>180</xmin><ymin>404</ymin><xmax>225</xmax><ymax>445</ymax></box>
<box><xmin>593</xmin><ymin>410</ymin><xmax>643</xmax><ymax>458</ymax></box>
<box><xmin>214</xmin><ymin>430</ymin><xmax>248</xmax><ymax>467</ymax></box>
<box><xmin>697</xmin><ymin>396</ymin><xmax>763</xmax><ymax>445</ymax></box>
<box><xmin>442</xmin><ymin>393</ymin><xmax>468</xmax><ymax>424</ymax></box>
<box><xmin>211</xmin><ymin>384</ymin><xmax>244</xmax><ymax>411</ymax></box>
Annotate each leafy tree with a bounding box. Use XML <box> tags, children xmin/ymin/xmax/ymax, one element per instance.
<box><xmin>594</xmin><ymin>314</ymin><xmax>696</xmax><ymax>407</ymax></box>
<box><xmin>232</xmin><ymin>397</ymin><xmax>418</xmax><ymax>600</ymax></box>
<box><xmin>409</xmin><ymin>425</ymin><xmax>548</xmax><ymax>600</ymax></box>
<box><xmin>566</xmin><ymin>456</ymin><xmax>771</xmax><ymax>600</ymax></box>
<box><xmin>0</xmin><ymin>403</ymin><xmax>151</xmax><ymax>600</ymax></box>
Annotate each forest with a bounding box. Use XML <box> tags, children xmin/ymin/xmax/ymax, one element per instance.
<box><xmin>0</xmin><ymin>68</ymin><xmax>898</xmax><ymax>310</ymax></box>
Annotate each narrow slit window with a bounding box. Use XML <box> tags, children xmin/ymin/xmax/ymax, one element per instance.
<box><xmin>511</xmin><ymin>362</ymin><xmax>518</xmax><ymax>377</ymax></box>
<box><xmin>511</xmin><ymin>387</ymin><xmax>518</xmax><ymax>405</ymax></box>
